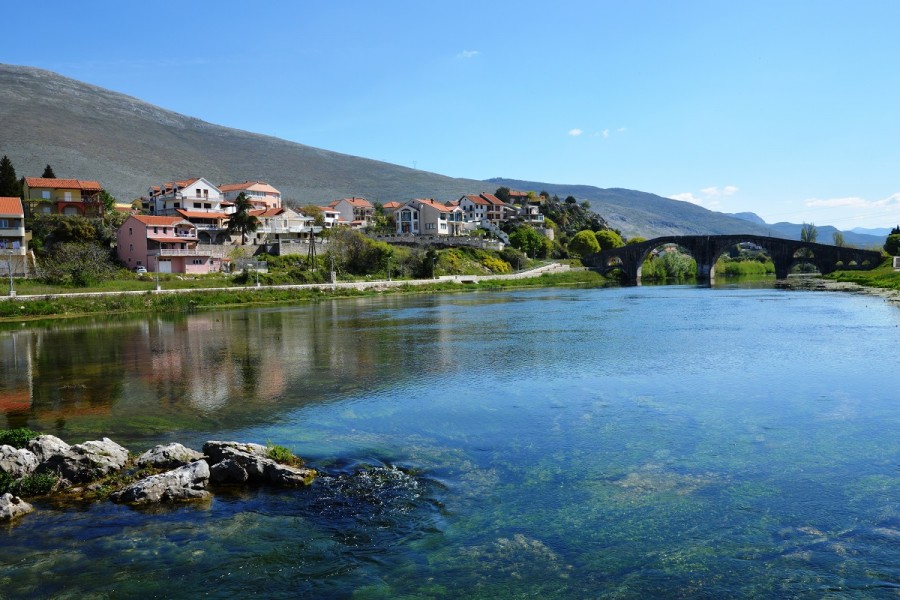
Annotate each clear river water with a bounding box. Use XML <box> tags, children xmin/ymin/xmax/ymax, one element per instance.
<box><xmin>2</xmin><ymin>282</ymin><xmax>900</xmax><ymax>598</ymax></box>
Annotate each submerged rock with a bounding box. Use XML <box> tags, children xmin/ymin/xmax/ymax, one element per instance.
<box><xmin>0</xmin><ymin>445</ymin><xmax>39</xmax><ymax>479</ymax></box>
<box><xmin>36</xmin><ymin>437</ymin><xmax>129</xmax><ymax>484</ymax></box>
<box><xmin>204</xmin><ymin>441</ymin><xmax>315</xmax><ymax>486</ymax></box>
<box><xmin>0</xmin><ymin>493</ymin><xmax>34</xmax><ymax>521</ymax></box>
<box><xmin>111</xmin><ymin>460</ymin><xmax>210</xmax><ymax>504</ymax></box>
<box><xmin>136</xmin><ymin>443</ymin><xmax>204</xmax><ymax>469</ymax></box>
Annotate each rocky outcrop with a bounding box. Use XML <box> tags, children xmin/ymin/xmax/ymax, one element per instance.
<box><xmin>0</xmin><ymin>445</ymin><xmax>39</xmax><ymax>479</ymax></box>
<box><xmin>203</xmin><ymin>441</ymin><xmax>315</xmax><ymax>486</ymax></box>
<box><xmin>35</xmin><ymin>437</ymin><xmax>129</xmax><ymax>484</ymax></box>
<box><xmin>136</xmin><ymin>443</ymin><xmax>204</xmax><ymax>469</ymax></box>
<box><xmin>27</xmin><ymin>435</ymin><xmax>71</xmax><ymax>463</ymax></box>
<box><xmin>0</xmin><ymin>493</ymin><xmax>34</xmax><ymax>521</ymax></box>
<box><xmin>110</xmin><ymin>461</ymin><xmax>210</xmax><ymax>505</ymax></box>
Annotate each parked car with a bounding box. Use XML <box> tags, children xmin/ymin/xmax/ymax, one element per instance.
<box><xmin>134</xmin><ymin>266</ymin><xmax>148</xmax><ymax>274</ymax></box>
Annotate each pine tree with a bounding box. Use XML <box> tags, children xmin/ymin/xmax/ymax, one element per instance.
<box><xmin>0</xmin><ymin>155</ymin><xmax>20</xmax><ymax>197</ymax></box>
<box><xmin>42</xmin><ymin>164</ymin><xmax>56</xmax><ymax>178</ymax></box>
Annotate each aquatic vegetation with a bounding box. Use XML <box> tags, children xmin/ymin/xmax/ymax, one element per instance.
<box><xmin>0</xmin><ymin>428</ymin><xmax>39</xmax><ymax>449</ymax></box>
<box><xmin>265</xmin><ymin>442</ymin><xmax>303</xmax><ymax>467</ymax></box>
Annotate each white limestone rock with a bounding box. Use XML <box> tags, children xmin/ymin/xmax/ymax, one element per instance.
<box><xmin>0</xmin><ymin>445</ymin><xmax>39</xmax><ymax>478</ymax></box>
<box><xmin>136</xmin><ymin>443</ymin><xmax>204</xmax><ymax>469</ymax></box>
<box><xmin>0</xmin><ymin>493</ymin><xmax>34</xmax><ymax>521</ymax></box>
<box><xmin>110</xmin><ymin>460</ymin><xmax>210</xmax><ymax>504</ymax></box>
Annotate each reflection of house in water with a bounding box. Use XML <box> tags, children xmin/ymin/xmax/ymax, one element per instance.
<box><xmin>0</xmin><ymin>331</ymin><xmax>33</xmax><ymax>428</ymax></box>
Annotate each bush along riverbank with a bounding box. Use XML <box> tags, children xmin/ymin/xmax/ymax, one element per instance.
<box><xmin>0</xmin><ymin>428</ymin><xmax>315</xmax><ymax>522</ymax></box>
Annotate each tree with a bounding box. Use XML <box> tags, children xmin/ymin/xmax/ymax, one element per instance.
<box><xmin>832</xmin><ymin>231</ymin><xmax>845</xmax><ymax>247</ymax></box>
<box><xmin>626</xmin><ymin>236</ymin><xmax>647</xmax><ymax>245</ymax></box>
<box><xmin>565</xmin><ymin>196</ymin><xmax>577</xmax><ymax>205</ymax></box>
<box><xmin>594</xmin><ymin>229</ymin><xmax>624</xmax><ymax>251</ymax></box>
<box><xmin>494</xmin><ymin>187</ymin><xmax>511</xmax><ymax>204</ymax></box>
<box><xmin>0</xmin><ymin>156</ymin><xmax>20</xmax><ymax>197</ymax></box>
<box><xmin>884</xmin><ymin>234</ymin><xmax>900</xmax><ymax>256</ymax></box>
<box><xmin>508</xmin><ymin>226</ymin><xmax>544</xmax><ymax>258</ymax></box>
<box><xmin>226</xmin><ymin>192</ymin><xmax>260</xmax><ymax>245</ymax></box>
<box><xmin>568</xmin><ymin>230</ymin><xmax>600</xmax><ymax>257</ymax></box>
<box><xmin>42</xmin><ymin>164</ymin><xmax>56</xmax><ymax>178</ymax></box>
<box><xmin>800</xmin><ymin>222</ymin><xmax>818</xmax><ymax>243</ymax></box>
<box><xmin>299</xmin><ymin>205</ymin><xmax>325</xmax><ymax>227</ymax></box>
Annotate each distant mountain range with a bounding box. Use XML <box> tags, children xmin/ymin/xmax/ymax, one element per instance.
<box><xmin>0</xmin><ymin>63</ymin><xmax>886</xmax><ymax>247</ymax></box>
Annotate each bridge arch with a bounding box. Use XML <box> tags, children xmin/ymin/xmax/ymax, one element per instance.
<box><xmin>582</xmin><ymin>235</ymin><xmax>883</xmax><ymax>283</ymax></box>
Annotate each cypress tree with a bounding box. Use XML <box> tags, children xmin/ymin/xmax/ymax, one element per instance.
<box><xmin>42</xmin><ymin>164</ymin><xmax>56</xmax><ymax>178</ymax></box>
<box><xmin>0</xmin><ymin>155</ymin><xmax>20</xmax><ymax>197</ymax></box>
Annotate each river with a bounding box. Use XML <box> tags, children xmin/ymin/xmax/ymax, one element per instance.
<box><xmin>2</xmin><ymin>282</ymin><xmax>900</xmax><ymax>598</ymax></box>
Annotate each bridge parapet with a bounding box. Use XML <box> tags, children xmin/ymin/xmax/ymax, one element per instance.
<box><xmin>582</xmin><ymin>234</ymin><xmax>883</xmax><ymax>282</ymax></box>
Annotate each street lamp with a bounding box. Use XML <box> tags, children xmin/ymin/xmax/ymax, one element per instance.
<box><xmin>155</xmin><ymin>254</ymin><xmax>161</xmax><ymax>292</ymax></box>
<box><xmin>387</xmin><ymin>256</ymin><xmax>392</xmax><ymax>282</ymax></box>
<box><xmin>432</xmin><ymin>256</ymin><xmax>437</xmax><ymax>280</ymax></box>
<box><xmin>6</xmin><ymin>249</ymin><xmax>15</xmax><ymax>297</ymax></box>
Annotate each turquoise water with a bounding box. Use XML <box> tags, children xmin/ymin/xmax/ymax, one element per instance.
<box><xmin>2</xmin><ymin>284</ymin><xmax>900</xmax><ymax>598</ymax></box>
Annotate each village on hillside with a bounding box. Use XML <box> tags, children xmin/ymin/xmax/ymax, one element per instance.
<box><xmin>0</xmin><ymin>159</ymin><xmax>619</xmax><ymax>283</ymax></box>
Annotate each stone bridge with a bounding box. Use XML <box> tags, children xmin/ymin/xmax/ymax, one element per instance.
<box><xmin>581</xmin><ymin>234</ymin><xmax>883</xmax><ymax>282</ymax></box>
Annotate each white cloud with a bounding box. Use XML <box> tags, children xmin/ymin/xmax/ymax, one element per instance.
<box><xmin>670</xmin><ymin>192</ymin><xmax>704</xmax><ymax>205</ymax></box>
<box><xmin>602</xmin><ymin>129</ymin><xmax>610</xmax><ymax>138</ymax></box>
<box><xmin>617</xmin><ymin>127</ymin><xmax>627</xmax><ymax>133</ymax></box>
<box><xmin>805</xmin><ymin>193</ymin><xmax>900</xmax><ymax>209</ymax></box>
<box><xmin>456</xmin><ymin>50</ymin><xmax>480</xmax><ymax>59</ymax></box>
<box><xmin>699</xmin><ymin>185</ymin><xmax>739</xmax><ymax>198</ymax></box>
<box><xmin>568</xmin><ymin>128</ymin><xmax>584</xmax><ymax>136</ymax></box>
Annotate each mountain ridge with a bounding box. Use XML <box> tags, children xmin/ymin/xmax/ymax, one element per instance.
<box><xmin>0</xmin><ymin>63</ymin><xmax>886</xmax><ymax>245</ymax></box>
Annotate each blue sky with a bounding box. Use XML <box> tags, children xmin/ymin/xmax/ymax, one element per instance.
<box><xmin>4</xmin><ymin>1</ymin><xmax>900</xmax><ymax>230</ymax></box>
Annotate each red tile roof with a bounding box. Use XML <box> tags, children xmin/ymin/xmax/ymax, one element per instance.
<box><xmin>133</xmin><ymin>215</ymin><xmax>190</xmax><ymax>226</ymax></box>
<box><xmin>219</xmin><ymin>181</ymin><xmax>280</xmax><ymax>194</ymax></box>
<box><xmin>250</xmin><ymin>208</ymin><xmax>285</xmax><ymax>218</ymax></box>
<box><xmin>330</xmin><ymin>197</ymin><xmax>372</xmax><ymax>208</ymax></box>
<box><xmin>24</xmin><ymin>177</ymin><xmax>102</xmax><ymax>191</ymax></box>
<box><xmin>175</xmin><ymin>209</ymin><xmax>226</xmax><ymax>220</ymax></box>
<box><xmin>414</xmin><ymin>198</ymin><xmax>457</xmax><ymax>213</ymax></box>
<box><xmin>0</xmin><ymin>197</ymin><xmax>24</xmax><ymax>215</ymax></box>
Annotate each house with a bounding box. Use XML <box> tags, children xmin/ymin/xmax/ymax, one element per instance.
<box><xmin>381</xmin><ymin>201</ymin><xmax>402</xmax><ymax>217</ymax></box>
<box><xmin>328</xmin><ymin>197</ymin><xmax>374</xmax><ymax>228</ymax></box>
<box><xmin>144</xmin><ymin>177</ymin><xmax>229</xmax><ymax>216</ymax></box>
<box><xmin>144</xmin><ymin>178</ymin><xmax>233</xmax><ymax>243</ymax></box>
<box><xmin>317</xmin><ymin>206</ymin><xmax>345</xmax><ymax>229</ymax></box>
<box><xmin>219</xmin><ymin>181</ymin><xmax>282</xmax><ymax>210</ymax></box>
<box><xmin>0</xmin><ymin>197</ymin><xmax>28</xmax><ymax>276</ymax></box>
<box><xmin>394</xmin><ymin>198</ymin><xmax>464</xmax><ymax>236</ymax></box>
<box><xmin>248</xmin><ymin>207</ymin><xmax>316</xmax><ymax>244</ymax></box>
<box><xmin>116</xmin><ymin>215</ymin><xmax>222</xmax><ymax>274</ymax></box>
<box><xmin>21</xmin><ymin>177</ymin><xmax>105</xmax><ymax>218</ymax></box>
<box><xmin>457</xmin><ymin>193</ymin><xmax>515</xmax><ymax>226</ymax></box>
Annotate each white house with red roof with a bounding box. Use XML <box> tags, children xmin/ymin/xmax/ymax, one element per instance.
<box><xmin>116</xmin><ymin>215</ymin><xmax>221</xmax><ymax>274</ymax></box>
<box><xmin>328</xmin><ymin>197</ymin><xmax>375</xmax><ymax>228</ymax></box>
<box><xmin>394</xmin><ymin>199</ymin><xmax>464</xmax><ymax>236</ymax></box>
<box><xmin>145</xmin><ymin>177</ymin><xmax>229</xmax><ymax>216</ymax></box>
<box><xmin>457</xmin><ymin>192</ymin><xmax>515</xmax><ymax>226</ymax></box>
<box><xmin>247</xmin><ymin>207</ymin><xmax>316</xmax><ymax>244</ymax></box>
<box><xmin>219</xmin><ymin>181</ymin><xmax>282</xmax><ymax>210</ymax></box>
<box><xmin>21</xmin><ymin>177</ymin><xmax>105</xmax><ymax>218</ymax></box>
<box><xmin>0</xmin><ymin>197</ymin><xmax>28</xmax><ymax>276</ymax></box>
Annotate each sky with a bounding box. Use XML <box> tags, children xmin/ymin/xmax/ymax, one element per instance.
<box><xmin>4</xmin><ymin>0</ymin><xmax>900</xmax><ymax>230</ymax></box>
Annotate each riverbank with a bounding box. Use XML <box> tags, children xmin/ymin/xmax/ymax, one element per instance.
<box><xmin>0</xmin><ymin>263</ymin><xmax>609</xmax><ymax>323</ymax></box>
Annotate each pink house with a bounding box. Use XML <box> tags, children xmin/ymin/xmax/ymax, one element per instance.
<box><xmin>116</xmin><ymin>215</ymin><xmax>222</xmax><ymax>274</ymax></box>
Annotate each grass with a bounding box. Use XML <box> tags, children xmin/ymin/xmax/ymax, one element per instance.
<box><xmin>825</xmin><ymin>257</ymin><xmax>900</xmax><ymax>290</ymax></box>
<box><xmin>266</xmin><ymin>443</ymin><xmax>304</xmax><ymax>467</ymax></box>
<box><xmin>0</xmin><ymin>269</ymin><xmax>608</xmax><ymax>323</ymax></box>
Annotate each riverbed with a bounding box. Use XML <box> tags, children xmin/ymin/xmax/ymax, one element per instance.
<box><xmin>2</xmin><ymin>282</ymin><xmax>900</xmax><ymax>598</ymax></box>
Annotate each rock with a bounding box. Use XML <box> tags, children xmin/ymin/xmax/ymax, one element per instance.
<box><xmin>110</xmin><ymin>460</ymin><xmax>210</xmax><ymax>504</ymax></box>
<box><xmin>136</xmin><ymin>443</ymin><xmax>204</xmax><ymax>469</ymax></box>
<box><xmin>37</xmin><ymin>437</ymin><xmax>130</xmax><ymax>484</ymax></box>
<box><xmin>0</xmin><ymin>445</ymin><xmax>39</xmax><ymax>478</ymax></box>
<box><xmin>0</xmin><ymin>493</ymin><xmax>34</xmax><ymax>521</ymax></box>
<box><xmin>27</xmin><ymin>434</ymin><xmax>71</xmax><ymax>463</ymax></box>
<box><xmin>203</xmin><ymin>441</ymin><xmax>314</xmax><ymax>486</ymax></box>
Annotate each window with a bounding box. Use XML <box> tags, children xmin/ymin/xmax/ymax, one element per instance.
<box><xmin>41</xmin><ymin>191</ymin><xmax>50</xmax><ymax>200</ymax></box>
<box><xmin>192</xmin><ymin>259</ymin><xmax>203</xmax><ymax>265</ymax></box>
<box><xmin>196</xmin><ymin>188</ymin><xmax>202</xmax><ymax>197</ymax></box>
<box><xmin>203</xmin><ymin>189</ymin><xmax>209</xmax><ymax>198</ymax></box>
<box><xmin>64</xmin><ymin>192</ymin><xmax>72</xmax><ymax>201</ymax></box>
<box><xmin>128</xmin><ymin>227</ymin><xmax>133</xmax><ymax>235</ymax></box>
<box><xmin>426</xmin><ymin>223</ymin><xmax>435</xmax><ymax>230</ymax></box>
<box><xmin>0</xmin><ymin>219</ymin><xmax>7</xmax><ymax>228</ymax></box>
<box><xmin>194</xmin><ymin>202</ymin><xmax>201</xmax><ymax>208</ymax></box>
<box><xmin>129</xmin><ymin>244</ymin><xmax>133</xmax><ymax>251</ymax></box>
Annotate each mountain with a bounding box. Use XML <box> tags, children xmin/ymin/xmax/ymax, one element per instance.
<box><xmin>850</xmin><ymin>226</ymin><xmax>892</xmax><ymax>236</ymax></box>
<box><xmin>0</xmin><ymin>64</ymin><xmax>491</xmax><ymax>205</ymax></box>
<box><xmin>0</xmin><ymin>64</ymin><xmax>885</xmax><ymax>245</ymax></box>
<box><xmin>763</xmin><ymin>222</ymin><xmax>884</xmax><ymax>249</ymax></box>
<box><xmin>728</xmin><ymin>212</ymin><xmax>767</xmax><ymax>226</ymax></box>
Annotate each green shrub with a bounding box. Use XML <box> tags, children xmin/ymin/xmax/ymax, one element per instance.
<box><xmin>0</xmin><ymin>428</ymin><xmax>40</xmax><ymax>449</ymax></box>
<box><xmin>0</xmin><ymin>471</ymin><xmax>58</xmax><ymax>497</ymax></box>
<box><xmin>266</xmin><ymin>443</ymin><xmax>303</xmax><ymax>467</ymax></box>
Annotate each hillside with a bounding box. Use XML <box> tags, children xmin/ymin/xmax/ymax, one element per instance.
<box><xmin>0</xmin><ymin>64</ymin><xmax>490</xmax><ymax>205</ymax></box>
<box><xmin>0</xmin><ymin>63</ymin><xmax>884</xmax><ymax>244</ymax></box>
